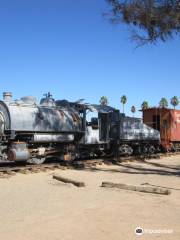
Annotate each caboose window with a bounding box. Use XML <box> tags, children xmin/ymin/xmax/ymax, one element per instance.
<box><xmin>153</xmin><ymin>115</ymin><xmax>160</xmax><ymax>131</ymax></box>
<box><xmin>163</xmin><ymin>120</ymin><xmax>168</xmax><ymax>129</ymax></box>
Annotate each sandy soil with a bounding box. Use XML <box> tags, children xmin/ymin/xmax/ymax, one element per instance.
<box><xmin>0</xmin><ymin>156</ymin><xmax>180</xmax><ymax>240</ymax></box>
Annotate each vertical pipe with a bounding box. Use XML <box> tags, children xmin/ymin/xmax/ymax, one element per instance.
<box><xmin>82</xmin><ymin>108</ymin><xmax>86</xmax><ymax>132</ymax></box>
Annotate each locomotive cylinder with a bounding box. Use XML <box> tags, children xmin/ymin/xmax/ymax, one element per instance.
<box><xmin>8</xmin><ymin>142</ymin><xmax>30</xmax><ymax>161</ymax></box>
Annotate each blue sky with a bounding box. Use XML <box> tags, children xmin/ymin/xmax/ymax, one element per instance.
<box><xmin>0</xmin><ymin>0</ymin><xmax>179</xmax><ymax>116</ymax></box>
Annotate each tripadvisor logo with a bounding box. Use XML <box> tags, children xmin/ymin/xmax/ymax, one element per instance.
<box><xmin>135</xmin><ymin>227</ymin><xmax>173</xmax><ymax>235</ymax></box>
<box><xmin>135</xmin><ymin>227</ymin><xmax>143</xmax><ymax>236</ymax></box>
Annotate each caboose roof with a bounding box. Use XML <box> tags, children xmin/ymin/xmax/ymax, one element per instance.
<box><xmin>141</xmin><ymin>107</ymin><xmax>180</xmax><ymax>112</ymax></box>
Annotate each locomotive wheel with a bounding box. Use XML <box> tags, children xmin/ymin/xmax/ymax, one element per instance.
<box><xmin>148</xmin><ymin>145</ymin><xmax>155</xmax><ymax>154</ymax></box>
<box><xmin>119</xmin><ymin>144</ymin><xmax>133</xmax><ymax>156</ymax></box>
<box><xmin>28</xmin><ymin>157</ymin><xmax>46</xmax><ymax>165</ymax></box>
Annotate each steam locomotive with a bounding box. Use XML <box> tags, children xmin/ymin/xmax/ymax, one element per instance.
<box><xmin>0</xmin><ymin>92</ymin><xmax>160</xmax><ymax>164</ymax></box>
<box><xmin>0</xmin><ymin>92</ymin><xmax>83</xmax><ymax>164</ymax></box>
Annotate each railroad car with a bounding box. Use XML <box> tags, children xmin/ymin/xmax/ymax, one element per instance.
<box><xmin>71</xmin><ymin>104</ymin><xmax>160</xmax><ymax>156</ymax></box>
<box><xmin>98</xmin><ymin>110</ymin><xmax>160</xmax><ymax>155</ymax></box>
<box><xmin>0</xmin><ymin>92</ymin><xmax>84</xmax><ymax>164</ymax></box>
<box><xmin>143</xmin><ymin>107</ymin><xmax>180</xmax><ymax>151</ymax></box>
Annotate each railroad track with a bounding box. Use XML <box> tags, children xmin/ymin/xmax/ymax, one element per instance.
<box><xmin>0</xmin><ymin>163</ymin><xmax>65</xmax><ymax>178</ymax></box>
<box><xmin>0</xmin><ymin>158</ymin><xmax>106</xmax><ymax>178</ymax></box>
<box><xmin>0</xmin><ymin>152</ymin><xmax>179</xmax><ymax>178</ymax></box>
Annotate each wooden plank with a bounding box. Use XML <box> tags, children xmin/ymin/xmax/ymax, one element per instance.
<box><xmin>53</xmin><ymin>175</ymin><xmax>85</xmax><ymax>187</ymax></box>
<box><xmin>101</xmin><ymin>182</ymin><xmax>171</xmax><ymax>195</ymax></box>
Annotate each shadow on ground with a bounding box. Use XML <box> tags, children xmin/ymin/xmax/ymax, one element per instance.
<box><xmin>83</xmin><ymin>160</ymin><xmax>180</xmax><ymax>177</ymax></box>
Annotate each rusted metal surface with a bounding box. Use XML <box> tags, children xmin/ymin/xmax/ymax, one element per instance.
<box><xmin>143</xmin><ymin>108</ymin><xmax>180</xmax><ymax>150</ymax></box>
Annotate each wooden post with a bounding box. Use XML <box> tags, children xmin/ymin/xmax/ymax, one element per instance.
<box><xmin>101</xmin><ymin>182</ymin><xmax>171</xmax><ymax>195</ymax></box>
<box><xmin>53</xmin><ymin>175</ymin><xmax>85</xmax><ymax>187</ymax></box>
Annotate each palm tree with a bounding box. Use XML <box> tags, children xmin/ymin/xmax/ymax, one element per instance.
<box><xmin>121</xmin><ymin>95</ymin><xmax>127</xmax><ymax>113</ymax></box>
<box><xmin>159</xmin><ymin>98</ymin><xmax>168</xmax><ymax>108</ymax></box>
<box><xmin>131</xmin><ymin>105</ymin><xmax>136</xmax><ymax>117</ymax></box>
<box><xmin>100</xmin><ymin>96</ymin><xmax>108</xmax><ymax>106</ymax></box>
<box><xmin>170</xmin><ymin>96</ymin><xmax>179</xmax><ymax>109</ymax></box>
<box><xmin>141</xmin><ymin>101</ymin><xmax>149</xmax><ymax>110</ymax></box>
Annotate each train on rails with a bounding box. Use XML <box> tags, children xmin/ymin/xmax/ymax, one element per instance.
<box><xmin>0</xmin><ymin>92</ymin><xmax>176</xmax><ymax>164</ymax></box>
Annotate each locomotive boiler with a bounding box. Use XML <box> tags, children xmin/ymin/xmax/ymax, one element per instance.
<box><xmin>0</xmin><ymin>92</ymin><xmax>83</xmax><ymax>164</ymax></box>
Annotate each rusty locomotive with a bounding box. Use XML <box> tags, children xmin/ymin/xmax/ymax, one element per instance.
<box><xmin>0</xmin><ymin>92</ymin><xmax>160</xmax><ymax>164</ymax></box>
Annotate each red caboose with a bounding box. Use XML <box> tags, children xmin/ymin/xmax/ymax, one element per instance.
<box><xmin>142</xmin><ymin>108</ymin><xmax>180</xmax><ymax>151</ymax></box>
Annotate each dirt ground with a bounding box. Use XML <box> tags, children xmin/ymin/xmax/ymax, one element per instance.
<box><xmin>0</xmin><ymin>155</ymin><xmax>180</xmax><ymax>240</ymax></box>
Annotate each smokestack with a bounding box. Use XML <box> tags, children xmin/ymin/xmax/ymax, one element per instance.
<box><xmin>3</xmin><ymin>92</ymin><xmax>12</xmax><ymax>102</ymax></box>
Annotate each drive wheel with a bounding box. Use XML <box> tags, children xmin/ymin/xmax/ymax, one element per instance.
<box><xmin>148</xmin><ymin>145</ymin><xmax>155</xmax><ymax>154</ymax></box>
<box><xmin>28</xmin><ymin>157</ymin><xmax>46</xmax><ymax>165</ymax></box>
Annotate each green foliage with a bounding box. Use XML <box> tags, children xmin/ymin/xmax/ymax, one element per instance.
<box><xmin>141</xmin><ymin>101</ymin><xmax>149</xmax><ymax>110</ymax></box>
<box><xmin>170</xmin><ymin>96</ymin><xmax>179</xmax><ymax>109</ymax></box>
<box><xmin>159</xmin><ymin>97</ymin><xmax>168</xmax><ymax>108</ymax></box>
<box><xmin>100</xmin><ymin>96</ymin><xmax>108</xmax><ymax>106</ymax></box>
<box><xmin>121</xmin><ymin>95</ymin><xmax>127</xmax><ymax>113</ymax></box>
<box><xmin>121</xmin><ymin>95</ymin><xmax>127</xmax><ymax>104</ymax></box>
<box><xmin>107</xmin><ymin>0</ymin><xmax>180</xmax><ymax>44</ymax></box>
<box><xmin>131</xmin><ymin>105</ymin><xmax>136</xmax><ymax>113</ymax></box>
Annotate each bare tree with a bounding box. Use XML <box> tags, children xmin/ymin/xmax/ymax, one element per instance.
<box><xmin>106</xmin><ymin>0</ymin><xmax>180</xmax><ymax>45</ymax></box>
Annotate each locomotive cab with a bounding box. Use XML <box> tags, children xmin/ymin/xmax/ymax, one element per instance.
<box><xmin>88</xmin><ymin>117</ymin><xmax>99</xmax><ymax>129</ymax></box>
